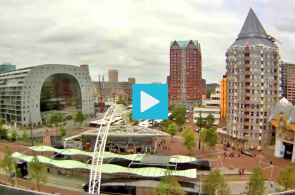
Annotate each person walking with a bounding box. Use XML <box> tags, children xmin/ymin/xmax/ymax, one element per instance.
<box><xmin>271</xmin><ymin>180</ymin><xmax>274</xmax><ymax>187</ymax></box>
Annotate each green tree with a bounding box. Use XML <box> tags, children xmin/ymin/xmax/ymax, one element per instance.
<box><xmin>28</xmin><ymin>155</ymin><xmax>48</xmax><ymax>192</ymax></box>
<box><xmin>50</xmin><ymin>113</ymin><xmax>64</xmax><ymax>132</ymax></box>
<box><xmin>244</xmin><ymin>167</ymin><xmax>266</xmax><ymax>195</ymax></box>
<box><xmin>10</xmin><ymin>129</ymin><xmax>17</xmax><ymax>142</ymax></box>
<box><xmin>0</xmin><ymin>117</ymin><xmax>3</xmax><ymax>129</ymax></box>
<box><xmin>277</xmin><ymin>166</ymin><xmax>295</xmax><ymax>191</ymax></box>
<box><xmin>203</xmin><ymin>169</ymin><xmax>230</xmax><ymax>195</ymax></box>
<box><xmin>172</xmin><ymin>106</ymin><xmax>186</xmax><ymax>127</ymax></box>
<box><xmin>117</xmin><ymin>99</ymin><xmax>125</xmax><ymax>105</ymax></box>
<box><xmin>172</xmin><ymin>106</ymin><xmax>186</xmax><ymax>119</ymax></box>
<box><xmin>59</xmin><ymin>125</ymin><xmax>66</xmax><ymax>137</ymax></box>
<box><xmin>206</xmin><ymin>113</ymin><xmax>215</xmax><ymax>128</ymax></box>
<box><xmin>0</xmin><ymin>129</ymin><xmax>8</xmax><ymax>140</ymax></box>
<box><xmin>204</xmin><ymin>128</ymin><xmax>218</xmax><ymax>149</ymax></box>
<box><xmin>196</xmin><ymin>116</ymin><xmax>206</xmax><ymax>128</ymax></box>
<box><xmin>160</xmin><ymin>120</ymin><xmax>173</xmax><ymax>131</ymax></box>
<box><xmin>200</xmin><ymin>129</ymin><xmax>207</xmax><ymax>152</ymax></box>
<box><xmin>175</xmin><ymin>114</ymin><xmax>186</xmax><ymax>127</ymax></box>
<box><xmin>166</xmin><ymin>123</ymin><xmax>177</xmax><ymax>142</ymax></box>
<box><xmin>22</xmin><ymin>130</ymin><xmax>29</xmax><ymax>142</ymax></box>
<box><xmin>182</xmin><ymin>128</ymin><xmax>196</xmax><ymax>154</ymax></box>
<box><xmin>156</xmin><ymin>169</ymin><xmax>186</xmax><ymax>195</ymax></box>
<box><xmin>0</xmin><ymin>146</ymin><xmax>20</xmax><ymax>186</ymax></box>
<box><xmin>73</xmin><ymin>111</ymin><xmax>86</xmax><ymax>128</ymax></box>
<box><xmin>181</xmin><ymin>126</ymin><xmax>191</xmax><ymax>139</ymax></box>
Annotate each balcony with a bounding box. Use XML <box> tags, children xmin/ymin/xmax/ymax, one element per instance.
<box><xmin>243</xmin><ymin>54</ymin><xmax>250</xmax><ymax>61</ymax></box>
<box><xmin>243</xmin><ymin>47</ymin><xmax>250</xmax><ymax>53</ymax></box>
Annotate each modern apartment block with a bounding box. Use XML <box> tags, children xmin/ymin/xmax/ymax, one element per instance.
<box><xmin>223</xmin><ymin>8</ymin><xmax>281</xmax><ymax>148</ymax></box>
<box><xmin>281</xmin><ymin>63</ymin><xmax>295</xmax><ymax>103</ymax></box>
<box><xmin>169</xmin><ymin>40</ymin><xmax>202</xmax><ymax>110</ymax></box>
<box><xmin>0</xmin><ymin>64</ymin><xmax>94</xmax><ymax>127</ymax></box>
<box><xmin>108</xmin><ymin>69</ymin><xmax>118</xmax><ymax>82</ymax></box>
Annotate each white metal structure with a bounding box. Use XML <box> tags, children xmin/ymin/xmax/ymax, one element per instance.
<box><xmin>88</xmin><ymin>104</ymin><xmax>130</xmax><ymax>194</ymax></box>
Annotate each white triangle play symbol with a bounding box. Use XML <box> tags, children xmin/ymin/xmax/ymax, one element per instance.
<box><xmin>141</xmin><ymin>91</ymin><xmax>160</xmax><ymax>113</ymax></box>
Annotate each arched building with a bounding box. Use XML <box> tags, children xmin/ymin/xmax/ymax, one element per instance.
<box><xmin>0</xmin><ymin>64</ymin><xmax>94</xmax><ymax>127</ymax></box>
<box><xmin>269</xmin><ymin>97</ymin><xmax>295</xmax><ymax>162</ymax></box>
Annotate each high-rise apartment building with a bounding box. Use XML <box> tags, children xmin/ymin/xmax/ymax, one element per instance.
<box><xmin>128</xmin><ymin>78</ymin><xmax>135</xmax><ymax>84</ymax></box>
<box><xmin>169</xmin><ymin>40</ymin><xmax>202</xmax><ymax>110</ymax></box>
<box><xmin>224</xmin><ymin>8</ymin><xmax>281</xmax><ymax>148</ymax></box>
<box><xmin>281</xmin><ymin>63</ymin><xmax>295</xmax><ymax>103</ymax></box>
<box><xmin>109</xmin><ymin>69</ymin><xmax>118</xmax><ymax>82</ymax></box>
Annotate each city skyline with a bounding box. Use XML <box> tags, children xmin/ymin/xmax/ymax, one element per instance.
<box><xmin>1</xmin><ymin>1</ymin><xmax>295</xmax><ymax>84</ymax></box>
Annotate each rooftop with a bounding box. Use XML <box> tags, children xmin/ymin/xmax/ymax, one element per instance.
<box><xmin>170</xmin><ymin>40</ymin><xmax>200</xmax><ymax>48</ymax></box>
<box><xmin>12</xmin><ymin>152</ymin><xmax>197</xmax><ymax>179</ymax></box>
<box><xmin>81</xmin><ymin>125</ymin><xmax>169</xmax><ymax>137</ymax></box>
<box><xmin>231</xmin><ymin>8</ymin><xmax>275</xmax><ymax>47</ymax></box>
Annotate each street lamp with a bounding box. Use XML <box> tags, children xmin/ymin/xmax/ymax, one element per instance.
<box><xmin>30</xmin><ymin>112</ymin><xmax>33</xmax><ymax>146</ymax></box>
<box><xmin>198</xmin><ymin>111</ymin><xmax>203</xmax><ymax>150</ymax></box>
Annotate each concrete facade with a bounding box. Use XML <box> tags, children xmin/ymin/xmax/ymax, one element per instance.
<box><xmin>225</xmin><ymin>9</ymin><xmax>281</xmax><ymax>149</ymax></box>
<box><xmin>108</xmin><ymin>69</ymin><xmax>118</xmax><ymax>83</ymax></box>
<box><xmin>0</xmin><ymin>64</ymin><xmax>94</xmax><ymax>127</ymax></box>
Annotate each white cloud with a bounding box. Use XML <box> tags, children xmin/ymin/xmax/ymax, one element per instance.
<box><xmin>0</xmin><ymin>0</ymin><xmax>294</xmax><ymax>84</ymax></box>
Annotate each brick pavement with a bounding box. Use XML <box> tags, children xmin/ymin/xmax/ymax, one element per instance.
<box><xmin>158</xmin><ymin>113</ymin><xmax>295</xmax><ymax>182</ymax></box>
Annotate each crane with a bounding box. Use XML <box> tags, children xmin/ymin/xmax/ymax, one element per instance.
<box><xmin>98</xmin><ymin>75</ymin><xmax>104</xmax><ymax>112</ymax></box>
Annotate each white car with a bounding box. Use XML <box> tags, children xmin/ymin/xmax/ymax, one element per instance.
<box><xmin>186</xmin><ymin>120</ymin><xmax>189</xmax><ymax>123</ymax></box>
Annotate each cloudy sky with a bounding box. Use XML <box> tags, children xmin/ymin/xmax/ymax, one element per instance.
<box><xmin>0</xmin><ymin>0</ymin><xmax>294</xmax><ymax>84</ymax></box>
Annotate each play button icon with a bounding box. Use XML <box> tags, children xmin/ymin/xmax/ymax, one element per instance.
<box><xmin>132</xmin><ymin>84</ymin><xmax>168</xmax><ymax>120</ymax></box>
<box><xmin>141</xmin><ymin>91</ymin><xmax>160</xmax><ymax>112</ymax></box>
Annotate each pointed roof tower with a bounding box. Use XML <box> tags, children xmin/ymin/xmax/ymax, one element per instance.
<box><xmin>237</xmin><ymin>8</ymin><xmax>268</xmax><ymax>39</ymax></box>
<box><xmin>231</xmin><ymin>8</ymin><xmax>275</xmax><ymax>47</ymax></box>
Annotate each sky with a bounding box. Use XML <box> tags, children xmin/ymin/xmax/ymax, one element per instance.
<box><xmin>0</xmin><ymin>0</ymin><xmax>294</xmax><ymax>84</ymax></box>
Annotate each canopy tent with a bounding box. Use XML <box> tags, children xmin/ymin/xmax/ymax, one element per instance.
<box><xmin>12</xmin><ymin>152</ymin><xmax>197</xmax><ymax>179</ymax></box>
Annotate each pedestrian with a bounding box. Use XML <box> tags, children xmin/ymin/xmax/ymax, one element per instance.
<box><xmin>271</xmin><ymin>180</ymin><xmax>274</xmax><ymax>187</ymax></box>
<box><xmin>168</xmin><ymin>147</ymin><xmax>170</xmax><ymax>151</ymax></box>
<box><xmin>260</xmin><ymin>160</ymin><xmax>263</xmax><ymax>167</ymax></box>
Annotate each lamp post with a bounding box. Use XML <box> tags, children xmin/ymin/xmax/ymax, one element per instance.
<box><xmin>30</xmin><ymin>112</ymin><xmax>33</xmax><ymax>146</ymax></box>
<box><xmin>198</xmin><ymin>111</ymin><xmax>202</xmax><ymax>150</ymax></box>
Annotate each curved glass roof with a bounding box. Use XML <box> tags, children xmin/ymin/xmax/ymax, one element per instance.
<box><xmin>12</xmin><ymin>152</ymin><xmax>196</xmax><ymax>179</ymax></box>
